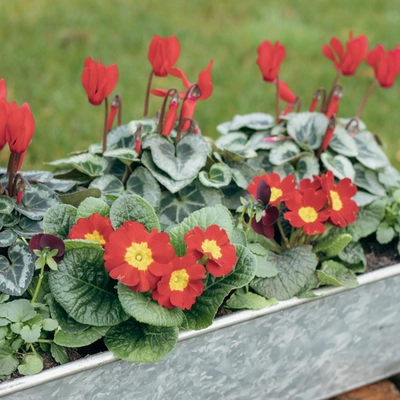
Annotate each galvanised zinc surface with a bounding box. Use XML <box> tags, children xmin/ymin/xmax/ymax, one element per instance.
<box><xmin>1</xmin><ymin>265</ymin><xmax>400</xmax><ymax>400</ymax></box>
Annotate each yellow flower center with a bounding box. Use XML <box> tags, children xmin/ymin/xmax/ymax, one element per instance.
<box><xmin>124</xmin><ymin>242</ymin><xmax>153</xmax><ymax>271</ymax></box>
<box><xmin>298</xmin><ymin>206</ymin><xmax>318</xmax><ymax>223</ymax></box>
<box><xmin>201</xmin><ymin>239</ymin><xmax>222</xmax><ymax>259</ymax></box>
<box><xmin>270</xmin><ymin>187</ymin><xmax>283</xmax><ymax>202</ymax></box>
<box><xmin>330</xmin><ymin>190</ymin><xmax>343</xmax><ymax>211</ymax></box>
<box><xmin>169</xmin><ymin>269</ymin><xmax>189</xmax><ymax>291</ymax></box>
<box><xmin>84</xmin><ymin>230</ymin><xmax>106</xmax><ymax>245</ymax></box>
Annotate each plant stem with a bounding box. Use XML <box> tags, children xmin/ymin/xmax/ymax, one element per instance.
<box><xmin>355</xmin><ymin>79</ymin><xmax>378</xmax><ymax>118</ymax></box>
<box><xmin>117</xmin><ymin>94</ymin><xmax>122</xmax><ymax>126</ymax></box>
<box><xmin>323</xmin><ymin>70</ymin><xmax>341</xmax><ymax>112</ymax></box>
<box><xmin>37</xmin><ymin>339</ymin><xmax>53</xmax><ymax>344</ymax></box>
<box><xmin>143</xmin><ymin>70</ymin><xmax>154</xmax><ymax>117</ymax></box>
<box><xmin>102</xmin><ymin>97</ymin><xmax>109</xmax><ymax>155</ymax></box>
<box><xmin>275</xmin><ymin>77</ymin><xmax>280</xmax><ymax>123</ymax></box>
<box><xmin>31</xmin><ymin>261</ymin><xmax>45</xmax><ymax>303</ymax></box>
<box><xmin>276</xmin><ymin>218</ymin><xmax>290</xmax><ymax>249</ymax></box>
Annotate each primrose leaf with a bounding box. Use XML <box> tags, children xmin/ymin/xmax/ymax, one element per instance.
<box><xmin>338</xmin><ymin>242</ymin><xmax>366</xmax><ymax>273</ymax></box>
<box><xmin>50</xmin><ymin>343</ymin><xmax>69</xmax><ymax>365</ymax></box>
<box><xmin>117</xmin><ymin>283</ymin><xmax>184</xmax><ymax>327</ymax></box>
<box><xmin>313</xmin><ymin>233</ymin><xmax>353</xmax><ymax>258</ymax></box>
<box><xmin>54</xmin><ymin>326</ymin><xmax>109</xmax><ymax>347</ymax></box>
<box><xmin>43</xmin><ymin>204</ymin><xmax>77</xmax><ymax>239</ymax></box>
<box><xmin>225</xmin><ymin>288</ymin><xmax>278</xmax><ymax>310</ymax></box>
<box><xmin>104</xmin><ymin>319</ymin><xmax>179</xmax><ymax>363</ymax></box>
<box><xmin>76</xmin><ymin>197</ymin><xmax>110</xmax><ymax>219</ymax></box>
<box><xmin>250</xmin><ymin>245</ymin><xmax>318</xmax><ymax>301</ymax></box>
<box><xmin>317</xmin><ymin>260</ymin><xmax>358</xmax><ymax>288</ymax></box>
<box><xmin>48</xmin><ymin>247</ymin><xmax>129</xmax><ymax>326</ymax></box>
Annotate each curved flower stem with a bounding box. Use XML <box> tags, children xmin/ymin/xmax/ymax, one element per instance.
<box><xmin>157</xmin><ymin>88</ymin><xmax>178</xmax><ymax>134</ymax></box>
<box><xmin>275</xmin><ymin>77</ymin><xmax>281</xmax><ymax>123</ymax></box>
<box><xmin>117</xmin><ymin>94</ymin><xmax>122</xmax><ymax>126</ymax></box>
<box><xmin>121</xmin><ymin>163</ymin><xmax>133</xmax><ymax>186</ymax></box>
<box><xmin>31</xmin><ymin>261</ymin><xmax>45</xmax><ymax>303</ymax></box>
<box><xmin>102</xmin><ymin>97</ymin><xmax>109</xmax><ymax>155</ymax></box>
<box><xmin>323</xmin><ymin>70</ymin><xmax>341</xmax><ymax>112</ymax></box>
<box><xmin>143</xmin><ymin>70</ymin><xmax>154</xmax><ymax>117</ymax></box>
<box><xmin>355</xmin><ymin>79</ymin><xmax>378</xmax><ymax>118</ymax></box>
<box><xmin>276</xmin><ymin>218</ymin><xmax>290</xmax><ymax>249</ymax></box>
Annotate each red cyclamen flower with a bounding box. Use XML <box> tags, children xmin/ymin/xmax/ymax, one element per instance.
<box><xmin>68</xmin><ymin>213</ymin><xmax>114</xmax><ymax>246</ymax></box>
<box><xmin>81</xmin><ymin>57</ymin><xmax>118</xmax><ymax>106</ymax></box>
<box><xmin>278</xmin><ymin>80</ymin><xmax>296</xmax><ymax>104</ymax></box>
<box><xmin>104</xmin><ymin>221</ymin><xmax>175</xmax><ymax>292</ymax></box>
<box><xmin>152</xmin><ymin>254</ymin><xmax>206</xmax><ymax>310</ymax></box>
<box><xmin>162</xmin><ymin>95</ymin><xmax>179</xmax><ymax>136</ymax></box>
<box><xmin>256</xmin><ymin>40</ymin><xmax>286</xmax><ymax>82</ymax></box>
<box><xmin>184</xmin><ymin>225</ymin><xmax>237</xmax><ymax>277</ymax></box>
<box><xmin>148</xmin><ymin>35</ymin><xmax>180</xmax><ymax>77</ymax></box>
<box><xmin>6</xmin><ymin>103</ymin><xmax>35</xmax><ymax>154</ymax></box>
<box><xmin>0</xmin><ymin>79</ymin><xmax>7</xmax><ymax>99</ymax></box>
<box><xmin>284</xmin><ymin>189</ymin><xmax>330</xmax><ymax>235</ymax></box>
<box><xmin>248</xmin><ymin>173</ymin><xmax>296</xmax><ymax>206</ymax></box>
<box><xmin>366</xmin><ymin>44</ymin><xmax>400</xmax><ymax>88</ymax></box>
<box><xmin>320</xmin><ymin>170</ymin><xmax>358</xmax><ymax>227</ymax></box>
<box><xmin>322</xmin><ymin>32</ymin><xmax>368</xmax><ymax>76</ymax></box>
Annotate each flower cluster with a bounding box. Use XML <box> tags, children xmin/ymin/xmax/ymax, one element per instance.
<box><xmin>246</xmin><ymin>171</ymin><xmax>358</xmax><ymax>242</ymax></box>
<box><xmin>67</xmin><ymin>214</ymin><xmax>236</xmax><ymax>310</ymax></box>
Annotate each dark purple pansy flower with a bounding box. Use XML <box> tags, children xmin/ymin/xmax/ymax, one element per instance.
<box><xmin>29</xmin><ymin>234</ymin><xmax>65</xmax><ymax>264</ymax></box>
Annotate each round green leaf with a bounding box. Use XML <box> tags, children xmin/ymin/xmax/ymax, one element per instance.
<box><xmin>43</xmin><ymin>204</ymin><xmax>77</xmax><ymax>239</ymax></box>
<box><xmin>104</xmin><ymin>319</ymin><xmax>179</xmax><ymax>363</ymax></box>
<box><xmin>0</xmin><ymin>242</ymin><xmax>35</xmax><ymax>296</ymax></box>
<box><xmin>18</xmin><ymin>354</ymin><xmax>43</xmax><ymax>376</ymax></box>
<box><xmin>77</xmin><ymin>197</ymin><xmax>110</xmax><ymax>219</ymax></box>
<box><xmin>117</xmin><ymin>283</ymin><xmax>184</xmax><ymax>327</ymax></box>
<box><xmin>48</xmin><ymin>247</ymin><xmax>129</xmax><ymax>326</ymax></box>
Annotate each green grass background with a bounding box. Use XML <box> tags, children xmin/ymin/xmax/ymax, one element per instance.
<box><xmin>1</xmin><ymin>0</ymin><xmax>400</xmax><ymax>170</ymax></box>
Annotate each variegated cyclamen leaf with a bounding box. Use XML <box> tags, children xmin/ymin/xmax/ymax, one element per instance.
<box><xmin>127</xmin><ymin>118</ymin><xmax>158</xmax><ymax>136</ymax></box>
<box><xmin>328</xmin><ymin>125</ymin><xmax>358</xmax><ymax>157</ymax></box>
<box><xmin>246</xmin><ymin>151</ymin><xmax>274</xmax><ymax>174</ymax></box>
<box><xmin>320</xmin><ymin>152</ymin><xmax>355</xmax><ymax>180</ymax></box>
<box><xmin>226</xmin><ymin>161</ymin><xmax>257</xmax><ymax>189</ymax></box>
<box><xmin>353</xmin><ymin>163</ymin><xmax>386</xmax><ymax>197</ymax></box>
<box><xmin>169</xmin><ymin>205</ymin><xmax>234</xmax><ymax>256</ymax></box>
<box><xmin>0</xmin><ymin>230</ymin><xmax>18</xmax><ymax>247</ymax></box>
<box><xmin>110</xmin><ymin>194</ymin><xmax>160</xmax><ymax>231</ymax></box>
<box><xmin>250</xmin><ymin>245</ymin><xmax>318</xmax><ymax>301</ymax></box>
<box><xmin>43</xmin><ymin>204</ymin><xmax>77</xmax><ymax>239</ymax></box>
<box><xmin>69</xmin><ymin>153</ymin><xmax>109</xmax><ymax>177</ymax></box>
<box><xmin>15</xmin><ymin>183</ymin><xmax>61</xmax><ymax>220</ymax></box>
<box><xmin>141</xmin><ymin>151</ymin><xmax>196</xmax><ymax>193</ymax></box>
<box><xmin>269</xmin><ymin>141</ymin><xmax>301</xmax><ymax>166</ymax></box>
<box><xmin>158</xmin><ymin>181</ymin><xmax>224</xmax><ymax>227</ymax></box>
<box><xmin>147</xmin><ymin>134</ymin><xmax>208</xmax><ymax>181</ymax></box>
<box><xmin>89</xmin><ymin>174</ymin><xmax>125</xmax><ymax>196</ymax></box>
<box><xmin>104</xmin><ymin>319</ymin><xmax>178</xmax><ymax>363</ymax></box>
<box><xmin>125</xmin><ymin>166</ymin><xmax>161</xmax><ymax>210</ymax></box>
<box><xmin>21</xmin><ymin>170</ymin><xmax>53</xmax><ymax>183</ymax></box>
<box><xmin>354</xmin><ymin>131</ymin><xmax>389</xmax><ymax>170</ymax></box>
<box><xmin>295</xmin><ymin>155</ymin><xmax>320</xmax><ymax>181</ymax></box>
<box><xmin>215</xmin><ymin>132</ymin><xmax>248</xmax><ymax>150</ymax></box>
<box><xmin>0</xmin><ymin>196</ymin><xmax>15</xmax><ymax>214</ymax></box>
<box><xmin>246</xmin><ymin>132</ymin><xmax>278</xmax><ymax>151</ymax></box>
<box><xmin>228</xmin><ymin>112</ymin><xmax>275</xmax><ymax>131</ymax></box>
<box><xmin>273</xmin><ymin>162</ymin><xmax>296</xmax><ymax>178</ymax></box>
<box><xmin>286</xmin><ymin>112</ymin><xmax>328</xmax><ymax>149</ymax></box>
<box><xmin>12</xmin><ymin>217</ymin><xmax>43</xmax><ymax>239</ymax></box>
<box><xmin>0</xmin><ymin>242</ymin><xmax>35</xmax><ymax>296</ymax></box>
<box><xmin>46</xmin><ymin>179</ymin><xmax>77</xmax><ymax>193</ymax></box>
<box><xmin>103</xmin><ymin>148</ymin><xmax>139</xmax><ymax>166</ymax></box>
<box><xmin>353</xmin><ymin>191</ymin><xmax>381</xmax><ymax>207</ymax></box>
<box><xmin>198</xmin><ymin>163</ymin><xmax>232</xmax><ymax>188</ymax></box>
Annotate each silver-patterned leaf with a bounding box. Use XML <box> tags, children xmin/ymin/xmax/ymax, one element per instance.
<box><xmin>328</xmin><ymin>125</ymin><xmax>358</xmax><ymax>157</ymax></box>
<box><xmin>320</xmin><ymin>152</ymin><xmax>355</xmax><ymax>180</ymax></box>
<box><xmin>269</xmin><ymin>141</ymin><xmax>301</xmax><ymax>165</ymax></box>
<box><xmin>354</xmin><ymin>131</ymin><xmax>389</xmax><ymax>170</ymax></box>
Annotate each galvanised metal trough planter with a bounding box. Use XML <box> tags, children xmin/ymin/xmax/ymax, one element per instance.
<box><xmin>1</xmin><ymin>263</ymin><xmax>400</xmax><ymax>400</ymax></box>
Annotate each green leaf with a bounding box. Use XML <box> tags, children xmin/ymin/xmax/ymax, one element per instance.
<box><xmin>269</xmin><ymin>141</ymin><xmax>301</xmax><ymax>165</ymax></box>
<box><xmin>343</xmin><ymin>198</ymin><xmax>386</xmax><ymax>241</ymax></box>
<box><xmin>250</xmin><ymin>246</ymin><xmax>318</xmax><ymax>301</ymax></box>
<box><xmin>15</xmin><ymin>183</ymin><xmax>61</xmax><ymax>220</ymax></box>
<box><xmin>146</xmin><ymin>133</ymin><xmax>208</xmax><ymax>180</ymax></box>
<box><xmin>158</xmin><ymin>181</ymin><xmax>224</xmax><ymax>227</ymax></box>
<box><xmin>20</xmin><ymin>323</ymin><xmax>42</xmax><ymax>343</ymax></box>
<box><xmin>0</xmin><ymin>346</ymin><xmax>19</xmax><ymax>376</ymax></box>
<box><xmin>317</xmin><ymin>260</ymin><xmax>358</xmax><ymax>288</ymax></box>
<box><xmin>198</xmin><ymin>163</ymin><xmax>232</xmax><ymax>188</ymax></box>
<box><xmin>328</xmin><ymin>125</ymin><xmax>358</xmax><ymax>157</ymax></box>
<box><xmin>338</xmin><ymin>242</ymin><xmax>366</xmax><ymax>273</ymax></box>
<box><xmin>0</xmin><ymin>229</ymin><xmax>18</xmax><ymax>247</ymax></box>
<box><xmin>184</xmin><ymin>244</ymin><xmax>256</xmax><ymax>330</ymax></box>
<box><xmin>286</xmin><ymin>112</ymin><xmax>328</xmax><ymax>149</ymax></box>
<box><xmin>50</xmin><ymin>343</ymin><xmax>69</xmax><ymax>365</ymax></box>
<box><xmin>48</xmin><ymin>247</ymin><xmax>129</xmax><ymax>326</ymax></box>
<box><xmin>117</xmin><ymin>283</ymin><xmax>184</xmax><ymax>327</ymax></box>
<box><xmin>254</xmin><ymin>255</ymin><xmax>278</xmax><ymax>278</ymax></box>
<box><xmin>77</xmin><ymin>197</ymin><xmax>110</xmax><ymax>219</ymax></box>
<box><xmin>0</xmin><ymin>299</ymin><xmax>36</xmax><ymax>322</ymax></box>
<box><xmin>0</xmin><ymin>242</ymin><xmax>36</xmax><ymax>296</ymax></box>
<box><xmin>59</xmin><ymin>188</ymin><xmax>102</xmax><ymax>207</ymax></box>
<box><xmin>225</xmin><ymin>288</ymin><xmax>278</xmax><ymax>310</ymax></box>
<box><xmin>354</xmin><ymin>131</ymin><xmax>389</xmax><ymax>170</ymax></box>
<box><xmin>376</xmin><ymin>221</ymin><xmax>396</xmax><ymax>244</ymax></box>
<box><xmin>54</xmin><ymin>326</ymin><xmax>109</xmax><ymax>347</ymax></box>
<box><xmin>216</xmin><ymin>132</ymin><xmax>257</xmax><ymax>159</ymax></box>
<box><xmin>246</xmin><ymin>151</ymin><xmax>274</xmax><ymax>174</ymax></box>
<box><xmin>89</xmin><ymin>174</ymin><xmax>124</xmax><ymax>196</ymax></box>
<box><xmin>64</xmin><ymin>239</ymin><xmax>103</xmax><ymax>252</ymax></box>
<box><xmin>141</xmin><ymin>151</ymin><xmax>196</xmax><ymax>193</ymax></box>
<box><xmin>0</xmin><ymin>196</ymin><xmax>15</xmax><ymax>214</ymax></box>
<box><xmin>42</xmin><ymin>318</ymin><xmax>59</xmax><ymax>331</ymax></box>
<box><xmin>353</xmin><ymin>163</ymin><xmax>386</xmax><ymax>197</ymax></box>
<box><xmin>320</xmin><ymin>152</ymin><xmax>355</xmax><ymax>180</ymax></box>
<box><xmin>104</xmin><ymin>319</ymin><xmax>179</xmax><ymax>363</ymax></box>
<box><xmin>69</xmin><ymin>153</ymin><xmax>109</xmax><ymax>177</ymax></box>
<box><xmin>47</xmin><ymin>294</ymin><xmax>90</xmax><ymax>334</ymax></box>
<box><xmin>103</xmin><ymin>148</ymin><xmax>139</xmax><ymax>165</ymax></box>
<box><xmin>12</xmin><ymin>216</ymin><xmax>44</xmax><ymax>238</ymax></box>
<box><xmin>169</xmin><ymin>206</ymin><xmax>234</xmax><ymax>256</ymax></box>
<box><xmin>221</xmin><ymin>112</ymin><xmax>274</xmax><ymax>132</ymax></box>
<box><xmin>227</xmin><ymin>161</ymin><xmax>257</xmax><ymax>189</ymax></box>
<box><xmin>125</xmin><ymin>166</ymin><xmax>161</xmax><ymax>210</ymax></box>
<box><xmin>18</xmin><ymin>354</ymin><xmax>43</xmax><ymax>376</ymax></box>
<box><xmin>295</xmin><ymin>155</ymin><xmax>320</xmax><ymax>181</ymax></box>
<box><xmin>43</xmin><ymin>204</ymin><xmax>77</xmax><ymax>239</ymax></box>
<box><xmin>110</xmin><ymin>194</ymin><xmax>160</xmax><ymax>231</ymax></box>
<box><xmin>313</xmin><ymin>233</ymin><xmax>352</xmax><ymax>258</ymax></box>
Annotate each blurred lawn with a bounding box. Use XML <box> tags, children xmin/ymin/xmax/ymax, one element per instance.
<box><xmin>1</xmin><ymin>0</ymin><xmax>400</xmax><ymax>169</ymax></box>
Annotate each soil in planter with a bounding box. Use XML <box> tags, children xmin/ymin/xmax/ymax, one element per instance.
<box><xmin>2</xmin><ymin>236</ymin><xmax>399</xmax><ymax>382</ymax></box>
